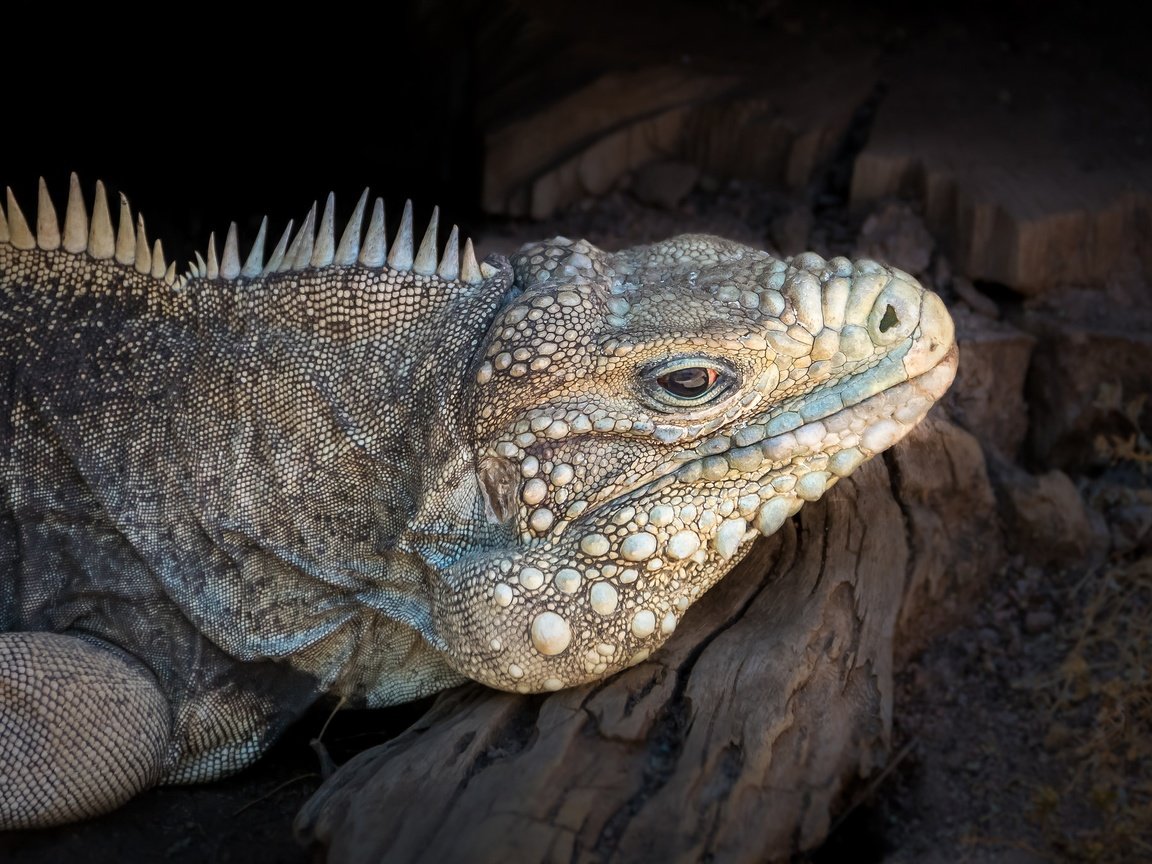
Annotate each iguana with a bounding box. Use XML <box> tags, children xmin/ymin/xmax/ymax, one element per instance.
<box><xmin>0</xmin><ymin>175</ymin><xmax>957</xmax><ymax>828</ymax></box>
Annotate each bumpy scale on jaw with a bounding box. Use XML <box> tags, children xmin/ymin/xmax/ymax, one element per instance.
<box><xmin>439</xmin><ymin>234</ymin><xmax>958</xmax><ymax>694</ymax></box>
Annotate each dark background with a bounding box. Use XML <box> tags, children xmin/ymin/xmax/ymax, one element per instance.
<box><xmin>9</xmin><ymin>0</ymin><xmax>1144</xmax><ymax>265</ymax></box>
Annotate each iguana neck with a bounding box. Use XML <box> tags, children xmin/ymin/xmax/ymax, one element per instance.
<box><xmin>173</xmin><ymin>264</ymin><xmax>517</xmax><ymax>564</ymax></box>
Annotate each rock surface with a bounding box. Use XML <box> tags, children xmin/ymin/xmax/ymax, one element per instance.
<box><xmin>947</xmin><ymin>310</ymin><xmax>1035</xmax><ymax>462</ymax></box>
<box><xmin>1000</xmin><ymin>467</ymin><xmax>1106</xmax><ymax>567</ymax></box>
<box><xmin>1023</xmin><ymin>290</ymin><xmax>1152</xmax><ymax>473</ymax></box>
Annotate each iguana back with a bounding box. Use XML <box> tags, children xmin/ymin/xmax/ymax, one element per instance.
<box><xmin>1</xmin><ymin>177</ymin><xmax>514</xmax><ymax>820</ymax></box>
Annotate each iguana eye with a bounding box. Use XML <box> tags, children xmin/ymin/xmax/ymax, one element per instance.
<box><xmin>643</xmin><ymin>359</ymin><xmax>736</xmax><ymax>410</ymax></box>
<box><xmin>659</xmin><ymin>367</ymin><xmax>718</xmax><ymax>399</ymax></box>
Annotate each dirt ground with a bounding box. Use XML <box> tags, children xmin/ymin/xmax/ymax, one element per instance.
<box><xmin>869</xmin><ymin>555</ymin><xmax>1152</xmax><ymax>864</ymax></box>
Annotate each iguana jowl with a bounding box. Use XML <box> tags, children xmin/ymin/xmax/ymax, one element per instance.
<box><xmin>0</xmin><ymin>175</ymin><xmax>957</xmax><ymax>827</ymax></box>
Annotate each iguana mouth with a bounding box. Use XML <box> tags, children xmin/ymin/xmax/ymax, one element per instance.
<box><xmin>488</xmin><ymin>339</ymin><xmax>959</xmax><ymax>543</ymax></box>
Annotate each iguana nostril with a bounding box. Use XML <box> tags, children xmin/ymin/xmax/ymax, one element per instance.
<box><xmin>879</xmin><ymin>304</ymin><xmax>899</xmax><ymax>332</ymax></box>
<box><xmin>867</xmin><ymin>276</ymin><xmax>921</xmax><ymax>345</ymax></box>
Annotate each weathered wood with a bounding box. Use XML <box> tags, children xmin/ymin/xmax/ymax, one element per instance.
<box><xmin>483</xmin><ymin>66</ymin><xmax>738</xmax><ymax>218</ymax></box>
<box><xmin>474</xmin><ymin>0</ymin><xmax>877</xmax><ymax>218</ymax></box>
<box><xmin>471</xmin><ymin>3</ymin><xmax>1152</xmax><ymax>293</ymax></box>
<box><xmin>886</xmin><ymin>418</ymin><xmax>1003</xmax><ymax>662</ymax></box>
<box><xmin>850</xmin><ymin>36</ymin><xmax>1152</xmax><ymax>293</ymax></box>
<box><xmin>295</xmin><ymin>419</ymin><xmax>999</xmax><ymax>863</ymax></box>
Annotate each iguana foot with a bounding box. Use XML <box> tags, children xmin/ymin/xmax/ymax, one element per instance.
<box><xmin>0</xmin><ymin>632</ymin><xmax>170</xmax><ymax>828</ymax></box>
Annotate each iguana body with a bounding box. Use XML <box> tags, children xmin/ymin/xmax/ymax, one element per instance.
<box><xmin>0</xmin><ymin>176</ymin><xmax>957</xmax><ymax>827</ymax></box>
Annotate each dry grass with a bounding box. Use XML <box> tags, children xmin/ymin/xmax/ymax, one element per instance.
<box><xmin>1029</xmin><ymin>556</ymin><xmax>1152</xmax><ymax>862</ymax></box>
<box><xmin>1093</xmin><ymin>384</ymin><xmax>1151</xmax><ymax>471</ymax></box>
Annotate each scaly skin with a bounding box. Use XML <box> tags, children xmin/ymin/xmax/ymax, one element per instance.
<box><xmin>0</xmin><ymin>176</ymin><xmax>956</xmax><ymax>827</ymax></box>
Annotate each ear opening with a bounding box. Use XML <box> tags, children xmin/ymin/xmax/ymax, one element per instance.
<box><xmin>478</xmin><ymin>455</ymin><xmax>520</xmax><ymax>524</ymax></box>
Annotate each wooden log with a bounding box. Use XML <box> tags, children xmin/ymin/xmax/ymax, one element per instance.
<box><xmin>850</xmin><ymin>37</ymin><xmax>1152</xmax><ymax>293</ymax></box>
<box><xmin>483</xmin><ymin>68</ymin><xmax>739</xmax><ymax>219</ymax></box>
<box><xmin>295</xmin><ymin>418</ymin><xmax>1000</xmax><ymax>863</ymax></box>
<box><xmin>473</xmin><ymin>1</ymin><xmax>878</xmax><ymax>218</ymax></box>
<box><xmin>472</xmin><ymin>3</ymin><xmax>1152</xmax><ymax>293</ymax></box>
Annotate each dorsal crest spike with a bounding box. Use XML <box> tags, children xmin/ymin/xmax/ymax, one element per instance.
<box><xmin>6</xmin><ymin>187</ymin><xmax>35</xmax><ymax>250</ymax></box>
<box><xmin>134</xmin><ymin>215</ymin><xmax>151</xmax><ymax>274</ymax></box>
<box><xmin>266</xmin><ymin>219</ymin><xmax>295</xmax><ymax>274</ymax></box>
<box><xmin>114</xmin><ymin>193</ymin><xmax>136</xmax><ymax>265</ymax></box>
<box><xmin>36</xmin><ymin>178</ymin><xmax>61</xmax><ymax>250</ymax></box>
<box><xmin>285</xmin><ymin>203</ymin><xmax>316</xmax><ymax>271</ymax></box>
<box><xmin>221</xmin><ymin>223</ymin><xmax>242</xmax><ymax>279</ymax></box>
<box><xmin>387</xmin><ymin>199</ymin><xmax>414</xmax><ymax>271</ymax></box>
<box><xmin>312</xmin><ymin>193</ymin><xmax>336</xmax><ymax>268</ymax></box>
<box><xmin>205</xmin><ymin>232</ymin><xmax>220</xmax><ymax>280</ymax></box>
<box><xmin>460</xmin><ymin>238</ymin><xmax>482</xmax><ymax>285</ymax></box>
<box><xmin>413</xmin><ymin>206</ymin><xmax>440</xmax><ymax>276</ymax></box>
<box><xmin>6</xmin><ymin>180</ymin><xmax>494</xmax><ymax>290</ymax></box>
<box><xmin>62</xmin><ymin>173</ymin><xmax>87</xmax><ymax>253</ymax></box>
<box><xmin>242</xmin><ymin>217</ymin><xmax>268</xmax><ymax>278</ymax></box>
<box><xmin>336</xmin><ymin>188</ymin><xmax>369</xmax><ymax>266</ymax></box>
<box><xmin>437</xmin><ymin>225</ymin><xmax>460</xmax><ymax>281</ymax></box>
<box><xmin>359</xmin><ymin>198</ymin><xmax>387</xmax><ymax>267</ymax></box>
<box><xmin>89</xmin><ymin>181</ymin><xmax>115</xmax><ymax>259</ymax></box>
<box><xmin>151</xmin><ymin>239</ymin><xmax>167</xmax><ymax>279</ymax></box>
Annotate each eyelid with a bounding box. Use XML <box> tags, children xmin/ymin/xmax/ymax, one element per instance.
<box><xmin>646</xmin><ymin>357</ymin><xmax>731</xmax><ymax>377</ymax></box>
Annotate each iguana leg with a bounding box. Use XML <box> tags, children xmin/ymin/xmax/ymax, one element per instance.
<box><xmin>0</xmin><ymin>631</ymin><xmax>170</xmax><ymax>828</ymax></box>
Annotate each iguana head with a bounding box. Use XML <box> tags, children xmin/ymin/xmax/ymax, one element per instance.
<box><xmin>437</xmin><ymin>233</ymin><xmax>957</xmax><ymax>693</ymax></box>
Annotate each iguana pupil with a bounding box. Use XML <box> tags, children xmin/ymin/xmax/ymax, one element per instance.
<box><xmin>657</xmin><ymin>366</ymin><xmax>718</xmax><ymax>399</ymax></box>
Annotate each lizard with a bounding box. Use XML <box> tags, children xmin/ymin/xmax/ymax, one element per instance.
<box><xmin>0</xmin><ymin>174</ymin><xmax>957</xmax><ymax>828</ymax></box>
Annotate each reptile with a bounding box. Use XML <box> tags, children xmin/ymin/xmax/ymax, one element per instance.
<box><xmin>0</xmin><ymin>174</ymin><xmax>957</xmax><ymax>828</ymax></box>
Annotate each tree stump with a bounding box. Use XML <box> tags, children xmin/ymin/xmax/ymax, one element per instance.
<box><xmin>472</xmin><ymin>0</ymin><xmax>878</xmax><ymax>219</ymax></box>
<box><xmin>848</xmin><ymin>34</ymin><xmax>1152</xmax><ymax>294</ymax></box>
<box><xmin>295</xmin><ymin>417</ymin><xmax>999</xmax><ymax>863</ymax></box>
<box><xmin>468</xmin><ymin>2</ymin><xmax>1152</xmax><ymax>294</ymax></box>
